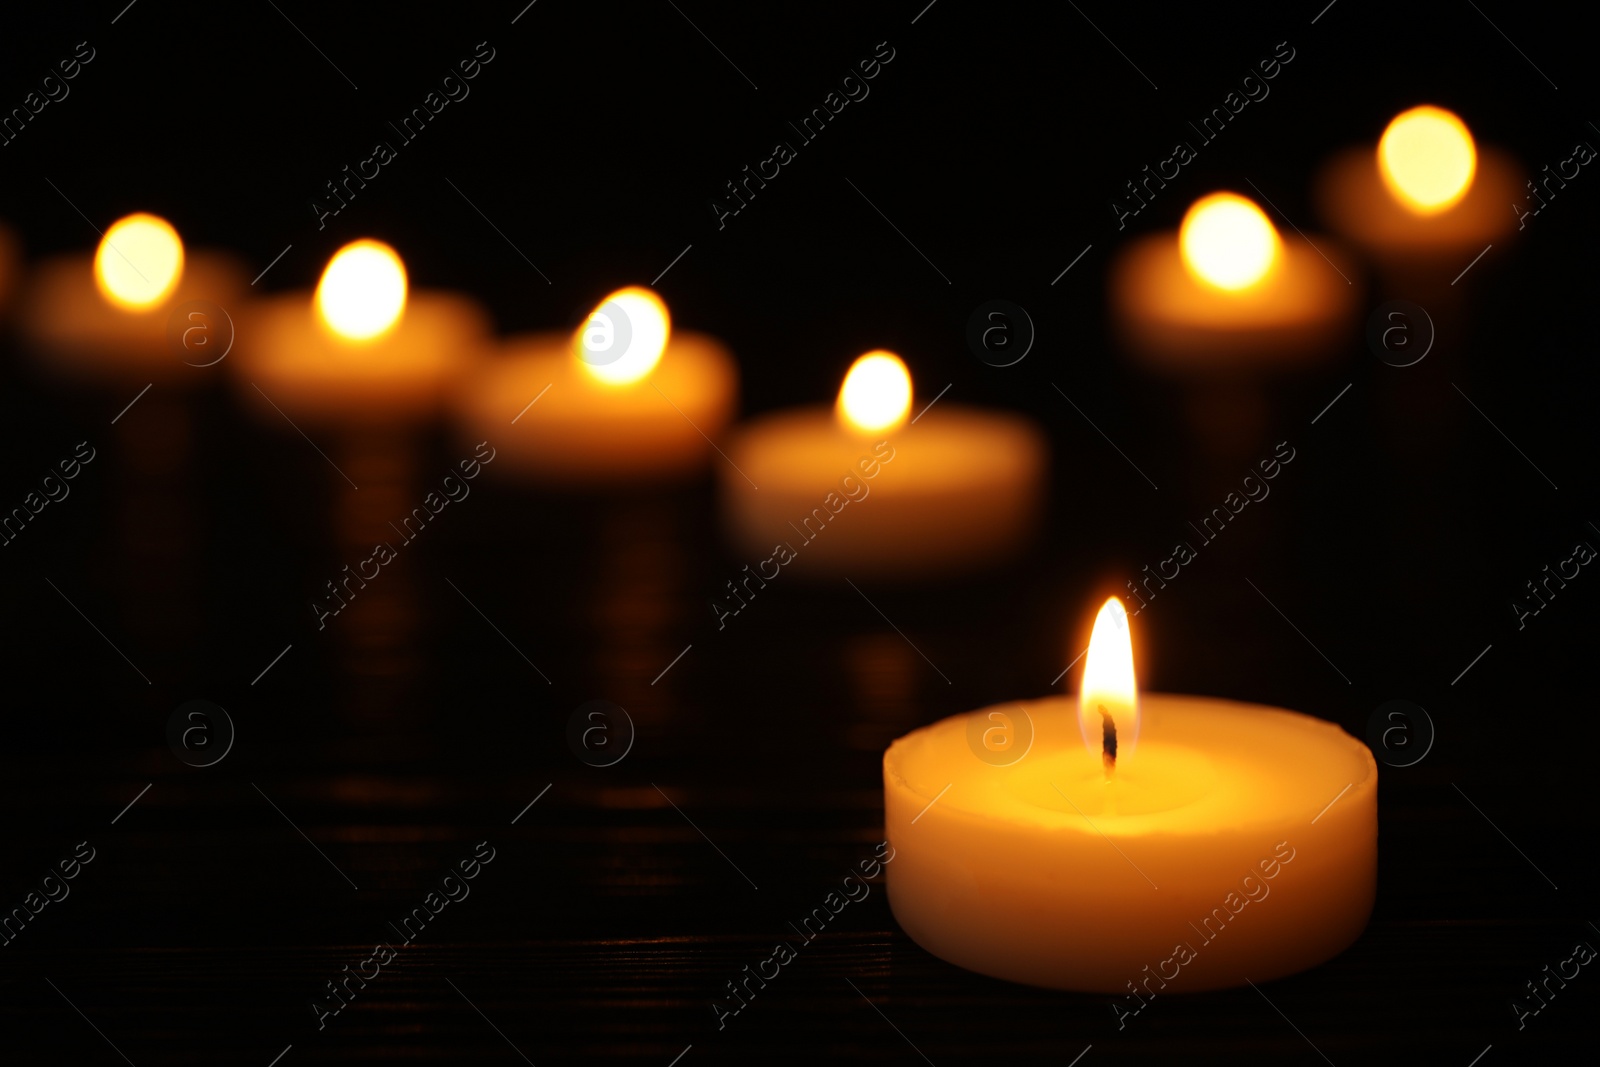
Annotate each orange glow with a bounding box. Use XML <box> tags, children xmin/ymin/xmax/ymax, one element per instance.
<box><xmin>94</xmin><ymin>213</ymin><xmax>184</xmax><ymax>311</ymax></box>
<box><xmin>1378</xmin><ymin>105</ymin><xmax>1477</xmax><ymax>215</ymax></box>
<box><xmin>1179</xmin><ymin>193</ymin><xmax>1280</xmax><ymax>291</ymax></box>
<box><xmin>837</xmin><ymin>350</ymin><xmax>911</xmax><ymax>434</ymax></box>
<box><xmin>575</xmin><ymin>286</ymin><xmax>670</xmax><ymax>385</ymax></box>
<box><xmin>1078</xmin><ymin>597</ymin><xmax>1139</xmax><ymax>767</ymax></box>
<box><xmin>315</xmin><ymin>239</ymin><xmax>408</xmax><ymax>341</ymax></box>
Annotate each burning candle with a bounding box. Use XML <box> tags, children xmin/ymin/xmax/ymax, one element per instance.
<box><xmin>18</xmin><ymin>214</ymin><xmax>245</xmax><ymax>677</ymax></box>
<box><xmin>235</xmin><ymin>240</ymin><xmax>490</xmax><ymax>675</ymax></box>
<box><xmin>1315</xmin><ymin>105</ymin><xmax>1521</xmax><ymax>279</ymax></box>
<box><xmin>20</xmin><ymin>212</ymin><xmax>245</xmax><ymax>383</ymax></box>
<box><xmin>451</xmin><ymin>286</ymin><xmax>737</xmax><ymax>484</ymax></box>
<box><xmin>1110</xmin><ymin>192</ymin><xmax>1359</xmax><ymax>372</ymax></box>
<box><xmin>237</xmin><ymin>239</ymin><xmax>490</xmax><ymax>425</ymax></box>
<box><xmin>720</xmin><ymin>351</ymin><xmax>1045</xmax><ymax>577</ymax></box>
<box><xmin>883</xmin><ymin>597</ymin><xmax>1376</xmax><ymax>992</ymax></box>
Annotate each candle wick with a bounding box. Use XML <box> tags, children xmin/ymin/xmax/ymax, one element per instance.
<box><xmin>1099</xmin><ymin>704</ymin><xmax>1117</xmax><ymax>779</ymax></box>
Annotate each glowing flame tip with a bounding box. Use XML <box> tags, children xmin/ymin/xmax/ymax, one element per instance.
<box><xmin>1078</xmin><ymin>596</ymin><xmax>1140</xmax><ymax>768</ymax></box>
<box><xmin>94</xmin><ymin>213</ymin><xmax>184</xmax><ymax>311</ymax></box>
<box><xmin>315</xmin><ymin>239</ymin><xmax>408</xmax><ymax>341</ymax></box>
<box><xmin>576</xmin><ymin>286</ymin><xmax>670</xmax><ymax>386</ymax></box>
<box><xmin>1179</xmin><ymin>192</ymin><xmax>1280</xmax><ymax>291</ymax></box>
<box><xmin>837</xmin><ymin>350</ymin><xmax>912</xmax><ymax>433</ymax></box>
<box><xmin>1379</xmin><ymin>105</ymin><xmax>1477</xmax><ymax>216</ymax></box>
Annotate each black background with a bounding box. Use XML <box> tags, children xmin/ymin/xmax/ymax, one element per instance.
<box><xmin>1</xmin><ymin>0</ymin><xmax>1596</xmax><ymax>1063</ymax></box>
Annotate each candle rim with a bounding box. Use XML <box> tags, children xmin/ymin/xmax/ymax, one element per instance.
<box><xmin>886</xmin><ymin>692</ymin><xmax>1377</xmax><ymax>833</ymax></box>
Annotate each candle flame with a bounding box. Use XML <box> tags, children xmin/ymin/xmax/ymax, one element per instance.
<box><xmin>1078</xmin><ymin>597</ymin><xmax>1139</xmax><ymax>769</ymax></box>
<box><xmin>316</xmin><ymin>239</ymin><xmax>408</xmax><ymax>341</ymax></box>
<box><xmin>837</xmin><ymin>350</ymin><xmax>911</xmax><ymax>434</ymax></box>
<box><xmin>1179</xmin><ymin>192</ymin><xmax>1280</xmax><ymax>291</ymax></box>
<box><xmin>1378</xmin><ymin>105</ymin><xmax>1477</xmax><ymax>216</ymax></box>
<box><xmin>94</xmin><ymin>213</ymin><xmax>184</xmax><ymax>311</ymax></box>
<box><xmin>575</xmin><ymin>286</ymin><xmax>670</xmax><ymax>385</ymax></box>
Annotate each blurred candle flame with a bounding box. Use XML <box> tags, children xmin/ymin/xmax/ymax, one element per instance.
<box><xmin>95</xmin><ymin>213</ymin><xmax>184</xmax><ymax>311</ymax></box>
<box><xmin>316</xmin><ymin>239</ymin><xmax>408</xmax><ymax>342</ymax></box>
<box><xmin>575</xmin><ymin>286</ymin><xmax>670</xmax><ymax>385</ymax></box>
<box><xmin>1179</xmin><ymin>192</ymin><xmax>1280</xmax><ymax>291</ymax></box>
<box><xmin>1378</xmin><ymin>105</ymin><xmax>1477</xmax><ymax>216</ymax></box>
<box><xmin>837</xmin><ymin>350</ymin><xmax>911</xmax><ymax>434</ymax></box>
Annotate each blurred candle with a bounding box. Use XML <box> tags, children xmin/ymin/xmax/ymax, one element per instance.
<box><xmin>452</xmin><ymin>286</ymin><xmax>737</xmax><ymax>484</ymax></box>
<box><xmin>1316</xmin><ymin>105</ymin><xmax>1521</xmax><ymax>282</ymax></box>
<box><xmin>883</xmin><ymin>597</ymin><xmax>1377</xmax><ymax>992</ymax></box>
<box><xmin>236</xmin><ymin>240</ymin><xmax>489</xmax><ymax>682</ymax></box>
<box><xmin>720</xmin><ymin>351</ymin><xmax>1045</xmax><ymax>577</ymax></box>
<box><xmin>1111</xmin><ymin>192</ymin><xmax>1359</xmax><ymax>373</ymax></box>
<box><xmin>21</xmin><ymin>212</ymin><xmax>245</xmax><ymax>384</ymax></box>
<box><xmin>17</xmin><ymin>213</ymin><xmax>244</xmax><ymax>681</ymax></box>
<box><xmin>237</xmin><ymin>238</ymin><xmax>489</xmax><ymax>426</ymax></box>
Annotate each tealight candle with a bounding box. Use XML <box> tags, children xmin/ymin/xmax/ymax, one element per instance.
<box><xmin>20</xmin><ymin>212</ymin><xmax>245</xmax><ymax>384</ymax></box>
<box><xmin>1316</xmin><ymin>105</ymin><xmax>1521</xmax><ymax>281</ymax></box>
<box><xmin>234</xmin><ymin>241</ymin><xmax>488</xmax><ymax>672</ymax></box>
<box><xmin>1110</xmin><ymin>192</ymin><xmax>1359</xmax><ymax>373</ymax></box>
<box><xmin>17</xmin><ymin>214</ymin><xmax>242</xmax><ymax>679</ymax></box>
<box><xmin>452</xmin><ymin>287</ymin><xmax>737</xmax><ymax>484</ymax></box>
<box><xmin>236</xmin><ymin>239</ymin><xmax>490</xmax><ymax>426</ymax></box>
<box><xmin>719</xmin><ymin>351</ymin><xmax>1046</xmax><ymax>577</ymax></box>
<box><xmin>883</xmin><ymin>597</ymin><xmax>1376</xmax><ymax>992</ymax></box>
